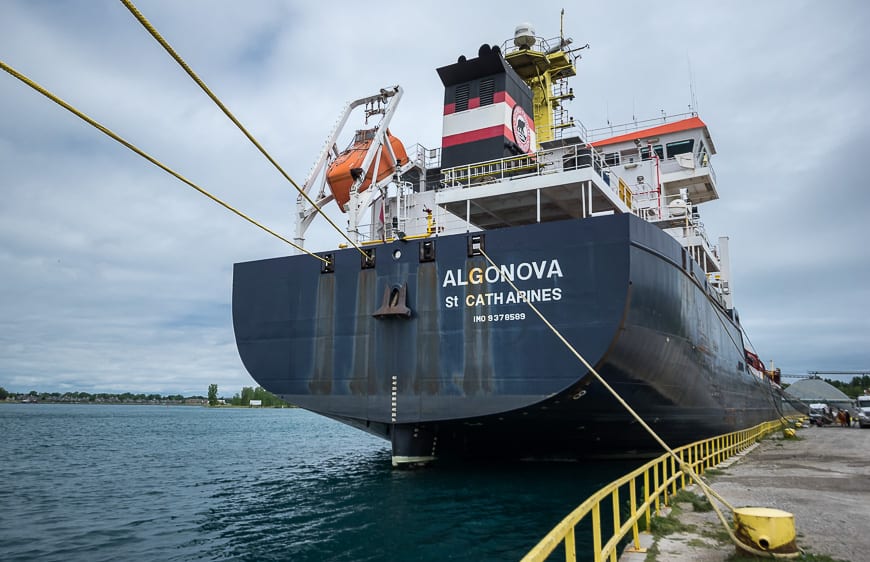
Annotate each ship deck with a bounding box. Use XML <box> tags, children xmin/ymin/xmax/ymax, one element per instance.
<box><xmin>436</xmin><ymin>143</ymin><xmax>631</xmax><ymax>229</ymax></box>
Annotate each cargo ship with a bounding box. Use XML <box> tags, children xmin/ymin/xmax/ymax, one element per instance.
<box><xmin>232</xmin><ymin>22</ymin><xmax>782</xmax><ymax>466</ymax></box>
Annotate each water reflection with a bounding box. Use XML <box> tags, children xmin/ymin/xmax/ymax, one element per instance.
<box><xmin>1</xmin><ymin>405</ymin><xmax>639</xmax><ymax>562</ymax></box>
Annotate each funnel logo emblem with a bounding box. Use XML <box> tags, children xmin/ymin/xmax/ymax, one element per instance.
<box><xmin>512</xmin><ymin>105</ymin><xmax>532</xmax><ymax>153</ymax></box>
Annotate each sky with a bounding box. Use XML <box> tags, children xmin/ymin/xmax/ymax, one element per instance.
<box><xmin>1</xmin><ymin>0</ymin><xmax>868</xmax><ymax>395</ymax></box>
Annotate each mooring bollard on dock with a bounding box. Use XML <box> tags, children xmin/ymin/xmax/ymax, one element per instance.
<box><xmin>733</xmin><ymin>507</ymin><xmax>799</xmax><ymax>555</ymax></box>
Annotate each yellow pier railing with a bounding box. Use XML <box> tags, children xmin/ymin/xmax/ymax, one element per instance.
<box><xmin>522</xmin><ymin>418</ymin><xmax>794</xmax><ymax>562</ymax></box>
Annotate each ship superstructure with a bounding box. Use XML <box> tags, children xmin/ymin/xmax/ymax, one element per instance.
<box><xmin>233</xmin><ymin>21</ymin><xmax>781</xmax><ymax>466</ymax></box>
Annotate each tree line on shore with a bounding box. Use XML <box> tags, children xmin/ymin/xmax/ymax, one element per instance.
<box><xmin>0</xmin><ymin>384</ymin><xmax>289</xmax><ymax>407</ymax></box>
<box><xmin>208</xmin><ymin>384</ymin><xmax>289</xmax><ymax>407</ymax></box>
<box><xmin>819</xmin><ymin>375</ymin><xmax>870</xmax><ymax>398</ymax></box>
<box><xmin>0</xmin><ymin>386</ymin><xmax>203</xmax><ymax>404</ymax></box>
<box><xmin>6</xmin><ymin>376</ymin><xmax>864</xmax><ymax>407</ymax></box>
<box><xmin>782</xmin><ymin>375</ymin><xmax>870</xmax><ymax>398</ymax></box>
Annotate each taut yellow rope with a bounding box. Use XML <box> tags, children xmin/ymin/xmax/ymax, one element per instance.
<box><xmin>0</xmin><ymin>59</ymin><xmax>327</xmax><ymax>264</ymax></box>
<box><xmin>480</xmin><ymin>248</ymin><xmax>799</xmax><ymax>559</ymax></box>
<box><xmin>119</xmin><ymin>0</ymin><xmax>367</xmax><ymax>258</ymax></box>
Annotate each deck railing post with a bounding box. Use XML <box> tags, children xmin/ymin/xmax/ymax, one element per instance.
<box><xmin>612</xmin><ymin>488</ymin><xmax>621</xmax><ymax>559</ymax></box>
<box><xmin>592</xmin><ymin>504</ymin><xmax>602</xmax><ymax>562</ymax></box>
<box><xmin>565</xmin><ymin>527</ymin><xmax>577</xmax><ymax>562</ymax></box>
<box><xmin>679</xmin><ymin>449</ymin><xmax>686</xmax><ymax>490</ymax></box>
<box><xmin>644</xmin><ymin>470</ymin><xmax>651</xmax><ymax>530</ymax></box>
<box><xmin>630</xmin><ymin>477</ymin><xmax>642</xmax><ymax>550</ymax></box>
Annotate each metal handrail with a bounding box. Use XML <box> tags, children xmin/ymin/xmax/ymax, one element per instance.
<box><xmin>522</xmin><ymin>418</ymin><xmax>796</xmax><ymax>562</ymax></box>
<box><xmin>439</xmin><ymin>143</ymin><xmax>621</xmax><ymax>201</ymax></box>
<box><xmin>585</xmin><ymin>112</ymin><xmax>698</xmax><ymax>142</ymax></box>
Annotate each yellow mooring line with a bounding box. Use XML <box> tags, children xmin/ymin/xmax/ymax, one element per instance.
<box><xmin>119</xmin><ymin>0</ymin><xmax>369</xmax><ymax>260</ymax></box>
<box><xmin>477</xmin><ymin>249</ymin><xmax>801</xmax><ymax>560</ymax></box>
<box><xmin>0</xmin><ymin>59</ymin><xmax>327</xmax><ymax>264</ymax></box>
<box><xmin>522</xmin><ymin>419</ymin><xmax>800</xmax><ymax>562</ymax></box>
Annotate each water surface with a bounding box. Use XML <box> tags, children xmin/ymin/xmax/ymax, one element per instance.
<box><xmin>0</xmin><ymin>404</ymin><xmax>638</xmax><ymax>561</ymax></box>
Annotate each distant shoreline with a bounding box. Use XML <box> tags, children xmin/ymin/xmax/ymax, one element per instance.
<box><xmin>1</xmin><ymin>386</ymin><xmax>294</xmax><ymax>408</ymax></box>
<box><xmin>0</xmin><ymin>401</ymin><xmax>298</xmax><ymax>408</ymax></box>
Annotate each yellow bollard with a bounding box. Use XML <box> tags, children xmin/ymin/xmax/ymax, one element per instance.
<box><xmin>733</xmin><ymin>507</ymin><xmax>798</xmax><ymax>554</ymax></box>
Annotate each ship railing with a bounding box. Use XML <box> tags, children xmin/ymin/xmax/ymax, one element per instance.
<box><xmin>706</xmin><ymin>275</ymin><xmax>729</xmax><ymax>307</ymax></box>
<box><xmin>585</xmin><ymin>112</ymin><xmax>698</xmax><ymax>143</ymax></box>
<box><xmin>357</xmin><ymin>202</ymin><xmax>473</xmax><ymax>243</ymax></box>
<box><xmin>439</xmin><ymin>142</ymin><xmax>633</xmax><ymax>208</ymax></box>
<box><xmin>656</xmin><ymin>153</ymin><xmax>718</xmax><ymax>187</ymax></box>
<box><xmin>661</xmin><ymin>220</ymin><xmax>715</xmax><ymax>260</ymax></box>
<box><xmin>440</xmin><ymin>152</ymin><xmax>542</xmax><ymax>187</ymax></box>
<box><xmin>407</xmin><ymin>143</ymin><xmax>440</xmax><ymax>170</ymax></box>
<box><xmin>522</xmin><ymin>417</ymin><xmax>800</xmax><ymax>562</ymax></box>
<box><xmin>500</xmin><ymin>34</ymin><xmax>581</xmax><ymax>65</ymax></box>
<box><xmin>691</xmin><ymin>223</ymin><xmax>713</xmax><ymax>252</ymax></box>
<box><xmin>633</xmin><ymin>190</ymin><xmax>691</xmax><ymax>222</ymax></box>
<box><xmin>634</xmin><ymin>191</ymin><xmax>712</xmax><ymax>241</ymax></box>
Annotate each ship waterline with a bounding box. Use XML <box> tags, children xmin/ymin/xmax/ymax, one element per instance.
<box><xmin>233</xmin><ymin>214</ymin><xmax>778</xmax><ymax>464</ymax></box>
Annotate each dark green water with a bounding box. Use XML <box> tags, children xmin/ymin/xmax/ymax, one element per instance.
<box><xmin>0</xmin><ymin>404</ymin><xmax>640</xmax><ymax>561</ymax></box>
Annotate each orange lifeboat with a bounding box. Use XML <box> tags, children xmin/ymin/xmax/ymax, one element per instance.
<box><xmin>326</xmin><ymin>128</ymin><xmax>409</xmax><ymax>211</ymax></box>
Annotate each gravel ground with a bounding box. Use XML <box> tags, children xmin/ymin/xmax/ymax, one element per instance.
<box><xmin>629</xmin><ymin>423</ymin><xmax>870</xmax><ymax>562</ymax></box>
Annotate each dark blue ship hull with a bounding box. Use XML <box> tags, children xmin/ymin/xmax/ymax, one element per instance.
<box><xmin>232</xmin><ymin>213</ymin><xmax>780</xmax><ymax>463</ymax></box>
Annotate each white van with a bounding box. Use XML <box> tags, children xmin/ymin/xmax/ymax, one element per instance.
<box><xmin>808</xmin><ymin>403</ymin><xmax>833</xmax><ymax>426</ymax></box>
<box><xmin>856</xmin><ymin>395</ymin><xmax>870</xmax><ymax>429</ymax></box>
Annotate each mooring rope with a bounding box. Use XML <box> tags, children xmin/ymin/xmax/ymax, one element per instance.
<box><xmin>479</xmin><ymin>248</ymin><xmax>801</xmax><ymax>558</ymax></box>
<box><xmin>119</xmin><ymin>0</ymin><xmax>368</xmax><ymax>259</ymax></box>
<box><xmin>0</xmin><ymin>59</ymin><xmax>327</xmax><ymax>264</ymax></box>
<box><xmin>739</xmin><ymin>323</ymin><xmax>792</xmax><ymax>421</ymax></box>
<box><xmin>704</xmin><ymin>288</ymin><xmax>791</xmax><ymax>425</ymax></box>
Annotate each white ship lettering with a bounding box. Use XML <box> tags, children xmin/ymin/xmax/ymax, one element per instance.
<box><xmin>442</xmin><ymin>259</ymin><xmax>563</xmax><ymax>288</ymax></box>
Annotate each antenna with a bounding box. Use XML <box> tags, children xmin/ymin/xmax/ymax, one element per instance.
<box><xmin>687</xmin><ymin>53</ymin><xmax>699</xmax><ymax>115</ymax></box>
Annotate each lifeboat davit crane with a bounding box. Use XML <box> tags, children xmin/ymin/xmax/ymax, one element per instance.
<box><xmin>295</xmin><ymin>86</ymin><xmax>417</xmax><ymax>248</ymax></box>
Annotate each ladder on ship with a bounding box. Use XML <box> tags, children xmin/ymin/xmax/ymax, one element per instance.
<box><xmin>550</xmin><ymin>76</ymin><xmax>574</xmax><ymax>139</ymax></box>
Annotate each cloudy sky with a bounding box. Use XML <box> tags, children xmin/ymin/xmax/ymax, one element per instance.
<box><xmin>1</xmin><ymin>1</ymin><xmax>868</xmax><ymax>395</ymax></box>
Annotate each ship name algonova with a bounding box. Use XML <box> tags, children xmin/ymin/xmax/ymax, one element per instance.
<box><xmin>442</xmin><ymin>259</ymin><xmax>564</xmax><ymax>309</ymax></box>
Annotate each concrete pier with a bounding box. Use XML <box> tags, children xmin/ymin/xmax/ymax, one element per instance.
<box><xmin>622</xmin><ymin>423</ymin><xmax>870</xmax><ymax>561</ymax></box>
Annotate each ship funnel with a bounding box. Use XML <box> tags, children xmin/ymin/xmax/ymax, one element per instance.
<box><xmin>514</xmin><ymin>23</ymin><xmax>536</xmax><ymax>48</ymax></box>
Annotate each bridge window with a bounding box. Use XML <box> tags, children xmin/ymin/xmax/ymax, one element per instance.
<box><xmin>604</xmin><ymin>152</ymin><xmax>619</xmax><ymax>166</ymax></box>
<box><xmin>666</xmin><ymin>139</ymin><xmax>694</xmax><ymax>158</ymax></box>
<box><xmin>640</xmin><ymin>145</ymin><xmax>664</xmax><ymax>160</ymax></box>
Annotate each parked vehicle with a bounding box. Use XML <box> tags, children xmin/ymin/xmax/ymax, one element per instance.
<box><xmin>808</xmin><ymin>403</ymin><xmax>834</xmax><ymax>426</ymax></box>
<box><xmin>856</xmin><ymin>395</ymin><xmax>870</xmax><ymax>429</ymax></box>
